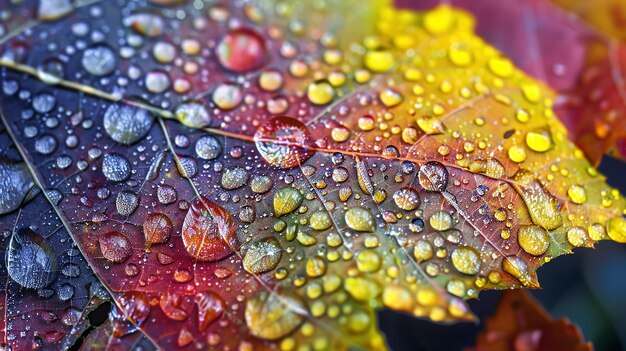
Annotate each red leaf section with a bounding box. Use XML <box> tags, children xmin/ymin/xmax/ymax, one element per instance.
<box><xmin>396</xmin><ymin>0</ymin><xmax>626</xmax><ymax>164</ymax></box>
<box><xmin>468</xmin><ymin>290</ymin><xmax>592</xmax><ymax>351</ymax></box>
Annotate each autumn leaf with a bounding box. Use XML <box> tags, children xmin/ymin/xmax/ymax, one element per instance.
<box><xmin>398</xmin><ymin>0</ymin><xmax>626</xmax><ymax>164</ymax></box>
<box><xmin>469</xmin><ymin>290</ymin><xmax>592</xmax><ymax>351</ymax></box>
<box><xmin>0</xmin><ymin>1</ymin><xmax>624</xmax><ymax>350</ymax></box>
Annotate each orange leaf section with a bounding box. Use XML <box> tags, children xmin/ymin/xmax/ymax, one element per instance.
<box><xmin>469</xmin><ymin>290</ymin><xmax>592</xmax><ymax>351</ymax></box>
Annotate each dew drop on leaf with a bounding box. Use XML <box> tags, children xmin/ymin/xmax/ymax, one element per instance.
<box><xmin>245</xmin><ymin>290</ymin><xmax>305</xmax><ymax>340</ymax></box>
<box><xmin>7</xmin><ymin>228</ymin><xmax>57</xmax><ymax>289</ymax></box>
<box><xmin>451</xmin><ymin>246</ymin><xmax>481</xmax><ymax>275</ymax></box>
<box><xmin>103</xmin><ymin>153</ymin><xmax>132</xmax><ymax>182</ymax></box>
<box><xmin>99</xmin><ymin>231</ymin><xmax>133</xmax><ymax>263</ymax></box>
<box><xmin>143</xmin><ymin>212</ymin><xmax>172</xmax><ymax>245</ymax></box>
<box><xmin>118</xmin><ymin>292</ymin><xmax>151</xmax><ymax>327</ymax></box>
<box><xmin>216</xmin><ymin>28</ymin><xmax>267</xmax><ymax>73</ymax></box>
<box><xmin>81</xmin><ymin>45</ymin><xmax>116</xmax><ymax>76</ymax></box>
<box><xmin>393</xmin><ymin>187</ymin><xmax>421</xmax><ymax>211</ymax></box>
<box><xmin>517</xmin><ymin>225</ymin><xmax>550</xmax><ymax>256</ymax></box>
<box><xmin>273</xmin><ymin>186</ymin><xmax>303</xmax><ymax>216</ymax></box>
<box><xmin>181</xmin><ymin>197</ymin><xmax>236</xmax><ymax>261</ymax></box>
<box><xmin>195</xmin><ymin>291</ymin><xmax>225</xmax><ymax>332</ymax></box>
<box><xmin>255</xmin><ymin>117</ymin><xmax>314</xmax><ymax>168</ymax></box>
<box><xmin>175</xmin><ymin>102</ymin><xmax>211</xmax><ymax>128</ymax></box>
<box><xmin>0</xmin><ymin>159</ymin><xmax>34</xmax><ymax>215</ymax></box>
<box><xmin>221</xmin><ymin>167</ymin><xmax>249</xmax><ymax>190</ymax></box>
<box><xmin>195</xmin><ymin>136</ymin><xmax>222</xmax><ymax>160</ymax></box>
<box><xmin>345</xmin><ymin>207</ymin><xmax>375</xmax><ymax>232</ymax></box>
<box><xmin>116</xmin><ymin>190</ymin><xmax>139</xmax><ymax>216</ymax></box>
<box><xmin>243</xmin><ymin>237</ymin><xmax>283</xmax><ymax>274</ymax></box>
<box><xmin>418</xmin><ymin>161</ymin><xmax>449</xmax><ymax>191</ymax></box>
<box><xmin>103</xmin><ymin>103</ymin><xmax>154</xmax><ymax>145</ymax></box>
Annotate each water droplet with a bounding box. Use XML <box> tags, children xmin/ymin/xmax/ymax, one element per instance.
<box><xmin>567</xmin><ymin>226</ymin><xmax>588</xmax><ymax>247</ymax></box>
<box><xmin>250</xmin><ymin>175</ymin><xmax>273</xmax><ymax>194</ymax></box>
<box><xmin>393</xmin><ymin>187</ymin><xmax>420</xmax><ymax>211</ymax></box>
<box><xmin>273</xmin><ymin>186</ymin><xmax>303</xmax><ymax>216</ymax></box>
<box><xmin>103</xmin><ymin>153</ymin><xmax>131</xmax><ymax>182</ymax></box>
<box><xmin>118</xmin><ymin>292</ymin><xmax>151</xmax><ymax>327</ymax></box>
<box><xmin>145</xmin><ymin>70</ymin><xmax>170</xmax><ymax>93</ymax></box>
<box><xmin>116</xmin><ymin>190</ymin><xmax>139</xmax><ymax>216</ymax></box>
<box><xmin>502</xmin><ymin>256</ymin><xmax>537</xmax><ymax>287</ymax></box>
<box><xmin>38</xmin><ymin>0</ymin><xmax>73</xmax><ymax>21</ymax></box>
<box><xmin>525</xmin><ymin>130</ymin><xmax>553</xmax><ymax>153</ymax></box>
<box><xmin>364</xmin><ymin>50</ymin><xmax>395</xmax><ymax>72</ymax></box>
<box><xmin>195</xmin><ymin>291</ymin><xmax>225</xmax><ymax>331</ymax></box>
<box><xmin>35</xmin><ymin>135</ymin><xmax>57</xmax><ymax>155</ymax></box>
<box><xmin>82</xmin><ymin>45</ymin><xmax>116</xmax><ymax>76</ymax></box>
<box><xmin>518</xmin><ymin>184</ymin><xmax>562</xmax><ymax>230</ymax></box>
<box><xmin>243</xmin><ymin>237</ymin><xmax>282</xmax><ymax>274</ymax></box>
<box><xmin>99</xmin><ymin>231</ymin><xmax>132</xmax><ymax>263</ymax></box>
<box><xmin>175</xmin><ymin>102</ymin><xmax>211</xmax><ymax>128</ymax></box>
<box><xmin>306</xmin><ymin>255</ymin><xmax>327</xmax><ymax>277</ymax></box>
<box><xmin>356</xmin><ymin>250</ymin><xmax>382</xmax><ymax>273</ymax></box>
<box><xmin>216</xmin><ymin>28</ymin><xmax>267</xmax><ymax>72</ymax></box>
<box><xmin>508</xmin><ymin>145</ymin><xmax>527</xmax><ymax>163</ymax></box>
<box><xmin>157</xmin><ymin>184</ymin><xmax>177</xmax><ymax>204</ymax></box>
<box><xmin>144</xmin><ymin>212</ymin><xmax>172</xmax><ymax>244</ymax></box>
<box><xmin>33</xmin><ymin>93</ymin><xmax>57</xmax><ymax>113</ymax></box>
<box><xmin>418</xmin><ymin>161</ymin><xmax>448</xmax><ymax>191</ymax></box>
<box><xmin>212</xmin><ymin>83</ymin><xmax>243</xmax><ymax>110</ymax></box>
<box><xmin>414</xmin><ymin>240</ymin><xmax>433</xmax><ymax>261</ymax></box>
<box><xmin>103</xmin><ymin>103</ymin><xmax>154</xmax><ymax>145</ymax></box>
<box><xmin>567</xmin><ymin>185</ymin><xmax>586</xmax><ymax>204</ymax></box>
<box><xmin>0</xmin><ymin>159</ymin><xmax>34</xmax><ymax>215</ymax></box>
<box><xmin>345</xmin><ymin>207</ymin><xmax>375</xmax><ymax>232</ymax></box>
<box><xmin>607</xmin><ymin>217</ymin><xmax>626</xmax><ymax>243</ymax></box>
<box><xmin>307</xmin><ymin>81</ymin><xmax>335</xmax><ymax>105</ymax></box>
<box><xmin>221</xmin><ymin>167</ymin><xmax>249</xmax><ymax>190</ymax></box>
<box><xmin>517</xmin><ymin>225</ymin><xmax>549</xmax><ymax>256</ymax></box>
<box><xmin>7</xmin><ymin>228</ymin><xmax>57</xmax><ymax>289</ymax></box>
<box><xmin>159</xmin><ymin>293</ymin><xmax>189</xmax><ymax>321</ymax></box>
<box><xmin>124</xmin><ymin>13</ymin><xmax>164</xmax><ymax>37</ymax></box>
<box><xmin>182</xmin><ymin>197</ymin><xmax>236</xmax><ymax>261</ymax></box>
<box><xmin>309</xmin><ymin>211</ymin><xmax>332</xmax><ymax>231</ymax></box>
<box><xmin>245</xmin><ymin>291</ymin><xmax>304</xmax><ymax>340</ymax></box>
<box><xmin>429</xmin><ymin>210</ymin><xmax>453</xmax><ymax>231</ymax></box>
<box><xmin>254</xmin><ymin>117</ymin><xmax>314</xmax><ymax>168</ymax></box>
<box><xmin>451</xmin><ymin>246</ymin><xmax>481</xmax><ymax>275</ymax></box>
<box><xmin>194</xmin><ymin>136</ymin><xmax>222</xmax><ymax>160</ymax></box>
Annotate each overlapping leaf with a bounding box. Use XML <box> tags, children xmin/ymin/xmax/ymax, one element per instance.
<box><xmin>0</xmin><ymin>0</ymin><xmax>624</xmax><ymax>350</ymax></box>
<box><xmin>469</xmin><ymin>290</ymin><xmax>592</xmax><ymax>351</ymax></box>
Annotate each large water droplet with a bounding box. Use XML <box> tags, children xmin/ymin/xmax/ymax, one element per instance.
<box><xmin>143</xmin><ymin>212</ymin><xmax>172</xmax><ymax>244</ymax></box>
<box><xmin>517</xmin><ymin>225</ymin><xmax>550</xmax><ymax>256</ymax></box>
<box><xmin>243</xmin><ymin>237</ymin><xmax>282</xmax><ymax>274</ymax></box>
<box><xmin>103</xmin><ymin>103</ymin><xmax>154</xmax><ymax>145</ymax></box>
<box><xmin>0</xmin><ymin>159</ymin><xmax>34</xmax><ymax>215</ymax></box>
<box><xmin>418</xmin><ymin>161</ymin><xmax>448</xmax><ymax>192</ymax></box>
<box><xmin>182</xmin><ymin>197</ymin><xmax>236</xmax><ymax>261</ymax></box>
<box><xmin>273</xmin><ymin>187</ymin><xmax>303</xmax><ymax>216</ymax></box>
<box><xmin>103</xmin><ymin>153</ymin><xmax>131</xmax><ymax>182</ymax></box>
<box><xmin>195</xmin><ymin>136</ymin><xmax>222</xmax><ymax>160</ymax></box>
<box><xmin>82</xmin><ymin>45</ymin><xmax>116</xmax><ymax>76</ymax></box>
<box><xmin>99</xmin><ymin>231</ymin><xmax>133</xmax><ymax>263</ymax></box>
<box><xmin>254</xmin><ymin>117</ymin><xmax>313</xmax><ymax>169</ymax></box>
<box><xmin>216</xmin><ymin>28</ymin><xmax>267</xmax><ymax>72</ymax></box>
<box><xmin>175</xmin><ymin>102</ymin><xmax>211</xmax><ymax>128</ymax></box>
<box><xmin>7</xmin><ymin>228</ymin><xmax>57</xmax><ymax>289</ymax></box>
<box><xmin>195</xmin><ymin>291</ymin><xmax>225</xmax><ymax>332</ymax></box>
<box><xmin>245</xmin><ymin>291</ymin><xmax>305</xmax><ymax>340</ymax></box>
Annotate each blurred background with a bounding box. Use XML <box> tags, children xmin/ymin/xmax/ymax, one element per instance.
<box><xmin>379</xmin><ymin>156</ymin><xmax>626</xmax><ymax>350</ymax></box>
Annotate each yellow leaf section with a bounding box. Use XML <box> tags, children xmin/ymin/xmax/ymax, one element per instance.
<box><xmin>300</xmin><ymin>2</ymin><xmax>626</xmax><ymax>316</ymax></box>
